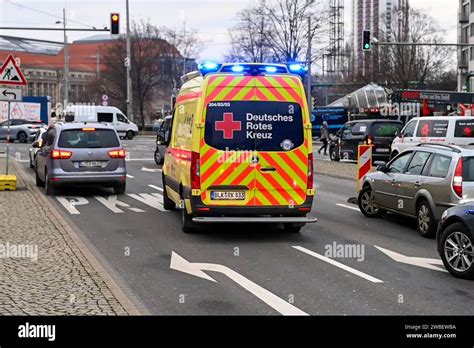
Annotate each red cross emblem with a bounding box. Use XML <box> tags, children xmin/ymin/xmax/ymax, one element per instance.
<box><xmin>215</xmin><ymin>112</ymin><xmax>241</xmax><ymax>139</ymax></box>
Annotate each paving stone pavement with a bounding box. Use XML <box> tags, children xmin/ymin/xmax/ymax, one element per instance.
<box><xmin>0</xmin><ymin>158</ymin><xmax>132</xmax><ymax>315</ymax></box>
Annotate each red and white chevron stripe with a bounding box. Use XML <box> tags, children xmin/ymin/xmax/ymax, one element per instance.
<box><xmin>357</xmin><ymin>145</ymin><xmax>372</xmax><ymax>192</ymax></box>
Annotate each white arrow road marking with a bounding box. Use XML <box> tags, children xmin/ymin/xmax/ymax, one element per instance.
<box><xmin>148</xmin><ymin>184</ymin><xmax>163</xmax><ymax>192</ymax></box>
<box><xmin>127</xmin><ymin>193</ymin><xmax>166</xmax><ymax>212</ymax></box>
<box><xmin>293</xmin><ymin>246</ymin><xmax>384</xmax><ymax>283</ymax></box>
<box><xmin>336</xmin><ymin>203</ymin><xmax>360</xmax><ymax>212</ymax></box>
<box><xmin>126</xmin><ymin>174</ymin><xmax>134</xmax><ymax>179</ymax></box>
<box><xmin>375</xmin><ymin>245</ymin><xmax>447</xmax><ymax>273</ymax></box>
<box><xmin>56</xmin><ymin>197</ymin><xmax>89</xmax><ymax>215</ymax></box>
<box><xmin>141</xmin><ymin>167</ymin><xmax>162</xmax><ymax>173</ymax></box>
<box><xmin>170</xmin><ymin>251</ymin><xmax>308</xmax><ymax>316</ymax></box>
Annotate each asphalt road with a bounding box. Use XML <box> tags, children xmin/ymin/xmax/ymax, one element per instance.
<box><xmin>3</xmin><ymin>137</ymin><xmax>474</xmax><ymax>315</ymax></box>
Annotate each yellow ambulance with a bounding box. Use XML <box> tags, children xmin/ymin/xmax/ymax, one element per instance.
<box><xmin>162</xmin><ymin>63</ymin><xmax>317</xmax><ymax>232</ymax></box>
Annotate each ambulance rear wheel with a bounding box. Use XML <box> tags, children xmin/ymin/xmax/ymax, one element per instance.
<box><xmin>181</xmin><ymin>204</ymin><xmax>196</xmax><ymax>233</ymax></box>
<box><xmin>284</xmin><ymin>223</ymin><xmax>304</xmax><ymax>233</ymax></box>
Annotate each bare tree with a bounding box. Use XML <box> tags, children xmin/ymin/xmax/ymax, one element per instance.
<box><xmin>378</xmin><ymin>6</ymin><xmax>455</xmax><ymax>89</ymax></box>
<box><xmin>225</xmin><ymin>5</ymin><xmax>275</xmax><ymax>62</ymax></box>
<box><xmin>99</xmin><ymin>21</ymin><xmax>183</xmax><ymax>128</ymax></box>
<box><xmin>226</xmin><ymin>0</ymin><xmax>326</xmax><ymax>63</ymax></box>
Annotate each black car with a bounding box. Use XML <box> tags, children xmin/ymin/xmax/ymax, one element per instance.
<box><xmin>329</xmin><ymin>119</ymin><xmax>403</xmax><ymax>162</ymax></box>
<box><xmin>437</xmin><ymin>204</ymin><xmax>474</xmax><ymax>280</ymax></box>
<box><xmin>154</xmin><ymin>115</ymin><xmax>172</xmax><ymax>165</ymax></box>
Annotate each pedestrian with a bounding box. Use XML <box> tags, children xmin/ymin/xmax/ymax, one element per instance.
<box><xmin>318</xmin><ymin>121</ymin><xmax>329</xmax><ymax>156</ymax></box>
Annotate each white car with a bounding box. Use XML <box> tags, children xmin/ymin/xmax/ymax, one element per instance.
<box><xmin>29</xmin><ymin>127</ymin><xmax>47</xmax><ymax>168</ymax></box>
<box><xmin>391</xmin><ymin>116</ymin><xmax>474</xmax><ymax>158</ymax></box>
<box><xmin>64</xmin><ymin>105</ymin><xmax>139</xmax><ymax>140</ymax></box>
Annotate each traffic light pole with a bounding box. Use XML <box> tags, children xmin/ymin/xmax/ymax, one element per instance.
<box><xmin>126</xmin><ymin>0</ymin><xmax>133</xmax><ymax>123</ymax></box>
<box><xmin>307</xmin><ymin>17</ymin><xmax>312</xmax><ymax>114</ymax></box>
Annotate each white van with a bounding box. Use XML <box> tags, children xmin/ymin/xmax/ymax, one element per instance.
<box><xmin>65</xmin><ymin>105</ymin><xmax>139</xmax><ymax>140</ymax></box>
<box><xmin>391</xmin><ymin>116</ymin><xmax>474</xmax><ymax>158</ymax></box>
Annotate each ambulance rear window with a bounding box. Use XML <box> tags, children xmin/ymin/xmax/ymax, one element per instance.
<box><xmin>204</xmin><ymin>101</ymin><xmax>304</xmax><ymax>152</ymax></box>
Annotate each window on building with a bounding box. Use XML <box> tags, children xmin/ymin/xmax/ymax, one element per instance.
<box><xmin>470</xmin><ymin>47</ymin><xmax>474</xmax><ymax>61</ymax></box>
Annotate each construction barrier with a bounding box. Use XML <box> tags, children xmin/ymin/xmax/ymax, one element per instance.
<box><xmin>357</xmin><ymin>145</ymin><xmax>372</xmax><ymax>192</ymax></box>
<box><xmin>0</xmin><ymin>175</ymin><xmax>16</xmax><ymax>191</ymax></box>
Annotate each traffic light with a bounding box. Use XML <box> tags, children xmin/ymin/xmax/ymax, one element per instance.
<box><xmin>362</xmin><ymin>30</ymin><xmax>371</xmax><ymax>51</ymax></box>
<box><xmin>111</xmin><ymin>13</ymin><xmax>120</xmax><ymax>35</ymax></box>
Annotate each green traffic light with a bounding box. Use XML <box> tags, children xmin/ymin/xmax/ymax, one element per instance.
<box><xmin>364</xmin><ymin>44</ymin><xmax>370</xmax><ymax>49</ymax></box>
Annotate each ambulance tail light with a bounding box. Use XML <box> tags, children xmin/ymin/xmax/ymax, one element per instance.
<box><xmin>453</xmin><ymin>158</ymin><xmax>463</xmax><ymax>198</ymax></box>
<box><xmin>307</xmin><ymin>153</ymin><xmax>314</xmax><ymax>190</ymax></box>
<box><xmin>191</xmin><ymin>151</ymin><xmax>201</xmax><ymax>190</ymax></box>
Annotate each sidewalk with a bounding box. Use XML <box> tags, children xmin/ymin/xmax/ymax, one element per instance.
<box><xmin>0</xmin><ymin>157</ymin><xmax>142</xmax><ymax>315</ymax></box>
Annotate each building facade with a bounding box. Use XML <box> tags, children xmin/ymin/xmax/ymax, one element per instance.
<box><xmin>352</xmin><ymin>0</ymin><xmax>409</xmax><ymax>78</ymax></box>
<box><xmin>458</xmin><ymin>0</ymin><xmax>473</xmax><ymax>91</ymax></box>
<box><xmin>0</xmin><ymin>36</ymin><xmax>97</xmax><ymax>106</ymax></box>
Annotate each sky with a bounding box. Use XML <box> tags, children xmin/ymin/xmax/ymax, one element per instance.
<box><xmin>0</xmin><ymin>0</ymin><xmax>459</xmax><ymax>61</ymax></box>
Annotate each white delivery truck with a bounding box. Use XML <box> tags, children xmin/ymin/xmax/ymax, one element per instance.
<box><xmin>65</xmin><ymin>105</ymin><xmax>139</xmax><ymax>140</ymax></box>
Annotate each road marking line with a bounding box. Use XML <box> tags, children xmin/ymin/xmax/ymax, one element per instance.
<box><xmin>126</xmin><ymin>158</ymin><xmax>155</xmax><ymax>162</ymax></box>
<box><xmin>128</xmin><ymin>207</ymin><xmax>146</xmax><ymax>213</ymax></box>
<box><xmin>148</xmin><ymin>184</ymin><xmax>163</xmax><ymax>192</ymax></box>
<box><xmin>126</xmin><ymin>174</ymin><xmax>134</xmax><ymax>178</ymax></box>
<box><xmin>336</xmin><ymin>203</ymin><xmax>360</xmax><ymax>212</ymax></box>
<box><xmin>293</xmin><ymin>246</ymin><xmax>384</xmax><ymax>283</ymax></box>
<box><xmin>170</xmin><ymin>252</ymin><xmax>308</xmax><ymax>316</ymax></box>
<box><xmin>141</xmin><ymin>167</ymin><xmax>162</xmax><ymax>173</ymax></box>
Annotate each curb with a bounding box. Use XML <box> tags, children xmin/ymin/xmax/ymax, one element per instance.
<box><xmin>11</xmin><ymin>160</ymin><xmax>150</xmax><ymax>315</ymax></box>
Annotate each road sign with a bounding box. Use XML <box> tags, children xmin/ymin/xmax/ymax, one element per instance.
<box><xmin>102</xmin><ymin>101</ymin><xmax>108</xmax><ymax>106</ymax></box>
<box><xmin>0</xmin><ymin>87</ymin><xmax>22</xmax><ymax>101</ymax></box>
<box><xmin>102</xmin><ymin>94</ymin><xmax>108</xmax><ymax>101</ymax></box>
<box><xmin>0</xmin><ymin>54</ymin><xmax>27</xmax><ymax>86</ymax></box>
<box><xmin>357</xmin><ymin>145</ymin><xmax>372</xmax><ymax>192</ymax></box>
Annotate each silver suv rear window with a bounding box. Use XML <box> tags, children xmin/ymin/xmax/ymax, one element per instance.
<box><xmin>58</xmin><ymin>129</ymin><xmax>120</xmax><ymax>148</ymax></box>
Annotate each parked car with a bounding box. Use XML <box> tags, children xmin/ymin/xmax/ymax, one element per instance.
<box><xmin>0</xmin><ymin>119</ymin><xmax>46</xmax><ymax>143</ymax></box>
<box><xmin>34</xmin><ymin>122</ymin><xmax>127</xmax><ymax>195</ymax></box>
<box><xmin>437</xmin><ymin>204</ymin><xmax>474</xmax><ymax>280</ymax></box>
<box><xmin>29</xmin><ymin>127</ymin><xmax>47</xmax><ymax>168</ymax></box>
<box><xmin>65</xmin><ymin>105</ymin><xmax>139</xmax><ymax>140</ymax></box>
<box><xmin>358</xmin><ymin>144</ymin><xmax>474</xmax><ymax>238</ymax></box>
<box><xmin>154</xmin><ymin>115</ymin><xmax>172</xmax><ymax>165</ymax></box>
<box><xmin>329</xmin><ymin>119</ymin><xmax>403</xmax><ymax>162</ymax></box>
<box><xmin>391</xmin><ymin>116</ymin><xmax>474</xmax><ymax>159</ymax></box>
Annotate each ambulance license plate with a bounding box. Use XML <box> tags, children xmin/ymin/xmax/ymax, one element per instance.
<box><xmin>211</xmin><ymin>191</ymin><xmax>245</xmax><ymax>200</ymax></box>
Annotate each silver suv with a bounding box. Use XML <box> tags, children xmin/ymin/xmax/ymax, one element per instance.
<box><xmin>34</xmin><ymin>123</ymin><xmax>127</xmax><ymax>195</ymax></box>
<box><xmin>358</xmin><ymin>144</ymin><xmax>474</xmax><ymax>238</ymax></box>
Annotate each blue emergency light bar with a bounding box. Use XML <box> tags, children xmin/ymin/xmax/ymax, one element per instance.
<box><xmin>198</xmin><ymin>62</ymin><xmax>308</xmax><ymax>78</ymax></box>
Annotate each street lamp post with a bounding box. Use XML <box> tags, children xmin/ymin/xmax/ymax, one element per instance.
<box><xmin>62</xmin><ymin>8</ymin><xmax>69</xmax><ymax>107</ymax></box>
